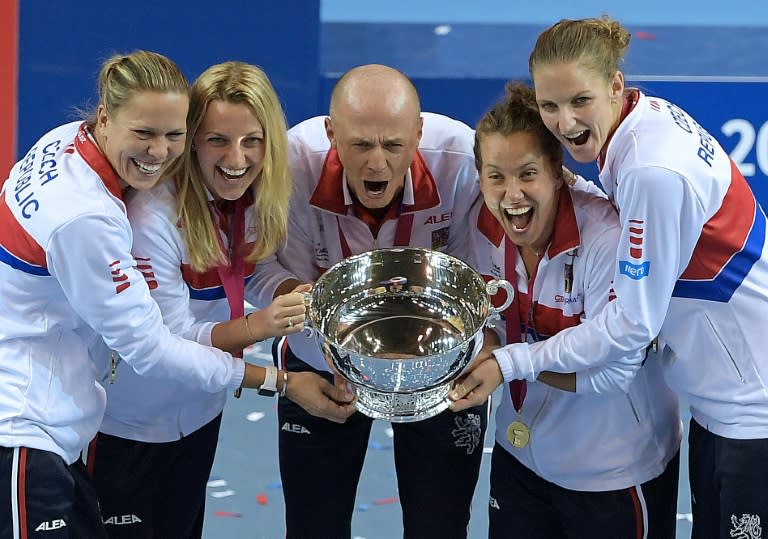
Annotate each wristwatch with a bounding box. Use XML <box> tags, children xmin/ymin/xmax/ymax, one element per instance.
<box><xmin>257</xmin><ymin>365</ymin><xmax>279</xmax><ymax>397</ymax></box>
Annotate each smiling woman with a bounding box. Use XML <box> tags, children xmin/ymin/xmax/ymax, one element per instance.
<box><xmin>89</xmin><ymin>52</ymin><xmax>189</xmax><ymax>190</ymax></box>
<box><xmin>193</xmin><ymin>100</ymin><xmax>266</xmax><ymax>202</ymax></box>
<box><xmin>518</xmin><ymin>15</ymin><xmax>768</xmax><ymax>537</ymax></box>
<box><xmin>456</xmin><ymin>81</ymin><xmax>682</xmax><ymax>538</ymax></box>
<box><xmin>89</xmin><ymin>61</ymin><xmax>355</xmax><ymax>538</ymax></box>
<box><xmin>0</xmin><ymin>50</ymin><xmax>286</xmax><ymax>538</ymax></box>
<box><xmin>93</xmin><ymin>91</ymin><xmax>188</xmax><ymax>189</ymax></box>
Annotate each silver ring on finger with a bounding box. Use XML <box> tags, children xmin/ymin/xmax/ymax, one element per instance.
<box><xmin>287</xmin><ymin>317</ymin><xmax>295</xmax><ymax>328</ymax></box>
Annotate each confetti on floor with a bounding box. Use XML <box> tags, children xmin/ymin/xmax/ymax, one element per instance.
<box><xmin>357</xmin><ymin>504</ymin><xmax>371</xmax><ymax>512</ymax></box>
<box><xmin>368</xmin><ymin>440</ymin><xmax>392</xmax><ymax>450</ymax></box>
<box><xmin>210</xmin><ymin>489</ymin><xmax>236</xmax><ymax>498</ymax></box>
<box><xmin>214</xmin><ymin>511</ymin><xmax>243</xmax><ymax>518</ymax></box>
<box><xmin>256</xmin><ymin>493</ymin><xmax>268</xmax><ymax>505</ymax></box>
<box><xmin>246</xmin><ymin>411</ymin><xmax>265</xmax><ymax>422</ymax></box>
<box><xmin>206</xmin><ymin>479</ymin><xmax>228</xmax><ymax>488</ymax></box>
<box><xmin>373</xmin><ymin>497</ymin><xmax>398</xmax><ymax>505</ymax></box>
<box><xmin>266</xmin><ymin>481</ymin><xmax>283</xmax><ymax>490</ymax></box>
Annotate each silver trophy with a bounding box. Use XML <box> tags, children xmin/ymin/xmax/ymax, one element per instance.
<box><xmin>303</xmin><ymin>247</ymin><xmax>513</xmax><ymax>422</ymax></box>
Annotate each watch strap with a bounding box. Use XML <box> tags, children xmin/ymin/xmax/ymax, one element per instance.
<box><xmin>257</xmin><ymin>365</ymin><xmax>279</xmax><ymax>396</ymax></box>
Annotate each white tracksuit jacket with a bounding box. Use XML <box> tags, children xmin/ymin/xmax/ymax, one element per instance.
<box><xmin>248</xmin><ymin>113</ymin><xmax>480</xmax><ymax>371</ymax></box>
<box><xmin>0</xmin><ymin>122</ymin><xmax>244</xmax><ymax>464</ymax></box>
<box><xmin>469</xmin><ymin>188</ymin><xmax>681</xmax><ymax>490</ymax></box>
<box><xmin>99</xmin><ymin>181</ymin><xmax>260</xmax><ymax>442</ymax></box>
<box><xmin>495</xmin><ymin>91</ymin><xmax>768</xmax><ymax>439</ymax></box>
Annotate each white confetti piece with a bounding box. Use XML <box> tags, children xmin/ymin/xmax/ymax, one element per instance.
<box><xmin>210</xmin><ymin>489</ymin><xmax>236</xmax><ymax>498</ymax></box>
<box><xmin>247</xmin><ymin>411</ymin><xmax>265</xmax><ymax>422</ymax></box>
<box><xmin>384</xmin><ymin>427</ymin><xmax>394</xmax><ymax>438</ymax></box>
<box><xmin>207</xmin><ymin>479</ymin><xmax>228</xmax><ymax>488</ymax></box>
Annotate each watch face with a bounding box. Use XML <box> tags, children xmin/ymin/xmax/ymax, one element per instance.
<box><xmin>257</xmin><ymin>388</ymin><xmax>277</xmax><ymax>397</ymax></box>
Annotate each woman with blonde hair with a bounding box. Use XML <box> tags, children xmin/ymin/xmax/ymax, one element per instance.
<box><xmin>90</xmin><ymin>61</ymin><xmax>354</xmax><ymax>538</ymax></box>
<box><xmin>452</xmin><ymin>16</ymin><xmax>768</xmax><ymax>536</ymax></box>
<box><xmin>0</xmin><ymin>51</ymin><xmax>285</xmax><ymax>537</ymax></box>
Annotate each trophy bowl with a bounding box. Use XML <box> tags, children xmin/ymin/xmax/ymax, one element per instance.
<box><xmin>304</xmin><ymin>247</ymin><xmax>513</xmax><ymax>422</ymax></box>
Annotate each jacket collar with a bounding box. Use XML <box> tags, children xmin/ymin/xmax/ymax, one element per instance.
<box><xmin>309</xmin><ymin>147</ymin><xmax>441</xmax><ymax>215</ymax></box>
<box><xmin>75</xmin><ymin>123</ymin><xmax>124</xmax><ymax>201</ymax></box>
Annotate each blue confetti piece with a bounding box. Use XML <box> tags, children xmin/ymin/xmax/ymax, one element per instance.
<box><xmin>368</xmin><ymin>440</ymin><xmax>392</xmax><ymax>450</ymax></box>
<box><xmin>267</xmin><ymin>481</ymin><xmax>283</xmax><ymax>490</ymax></box>
<box><xmin>357</xmin><ymin>504</ymin><xmax>371</xmax><ymax>512</ymax></box>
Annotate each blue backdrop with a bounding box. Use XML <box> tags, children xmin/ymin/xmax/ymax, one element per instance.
<box><xmin>322</xmin><ymin>21</ymin><xmax>768</xmax><ymax>206</ymax></box>
<box><xmin>17</xmin><ymin>0</ymin><xmax>321</xmax><ymax>157</ymax></box>
<box><xmin>18</xmin><ymin>6</ymin><xmax>768</xmax><ymax>207</ymax></box>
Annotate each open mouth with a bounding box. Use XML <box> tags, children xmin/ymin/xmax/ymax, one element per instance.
<box><xmin>363</xmin><ymin>180</ymin><xmax>388</xmax><ymax>196</ymax></box>
<box><xmin>563</xmin><ymin>130</ymin><xmax>590</xmax><ymax>146</ymax></box>
<box><xmin>132</xmin><ymin>158</ymin><xmax>162</xmax><ymax>175</ymax></box>
<box><xmin>503</xmin><ymin>206</ymin><xmax>533</xmax><ymax>231</ymax></box>
<box><xmin>217</xmin><ymin>165</ymin><xmax>249</xmax><ymax>181</ymax></box>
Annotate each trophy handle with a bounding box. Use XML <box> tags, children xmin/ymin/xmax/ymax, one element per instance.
<box><xmin>299</xmin><ymin>291</ymin><xmax>316</xmax><ymax>337</ymax></box>
<box><xmin>485</xmin><ymin>279</ymin><xmax>515</xmax><ymax>327</ymax></box>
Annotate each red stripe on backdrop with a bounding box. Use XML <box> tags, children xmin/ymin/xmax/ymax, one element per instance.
<box><xmin>0</xmin><ymin>0</ymin><xmax>18</xmax><ymax>182</ymax></box>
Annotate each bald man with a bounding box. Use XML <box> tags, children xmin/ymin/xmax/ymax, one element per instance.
<box><xmin>249</xmin><ymin>64</ymin><xmax>485</xmax><ymax>538</ymax></box>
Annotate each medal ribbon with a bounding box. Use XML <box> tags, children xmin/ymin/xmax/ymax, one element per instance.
<box><xmin>504</xmin><ymin>236</ymin><xmax>540</xmax><ymax>413</ymax></box>
<box><xmin>504</xmin><ymin>237</ymin><xmax>526</xmax><ymax>413</ymax></box>
<box><xmin>212</xmin><ymin>197</ymin><xmax>247</xmax><ymax>359</ymax></box>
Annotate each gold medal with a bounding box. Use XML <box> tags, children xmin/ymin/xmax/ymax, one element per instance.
<box><xmin>506</xmin><ymin>420</ymin><xmax>531</xmax><ymax>448</ymax></box>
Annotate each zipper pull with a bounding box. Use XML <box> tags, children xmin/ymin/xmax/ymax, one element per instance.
<box><xmin>564</xmin><ymin>262</ymin><xmax>573</xmax><ymax>294</ymax></box>
<box><xmin>109</xmin><ymin>351</ymin><xmax>117</xmax><ymax>384</ymax></box>
<box><xmin>564</xmin><ymin>248</ymin><xmax>577</xmax><ymax>295</ymax></box>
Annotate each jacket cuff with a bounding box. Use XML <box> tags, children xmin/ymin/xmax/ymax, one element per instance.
<box><xmin>228</xmin><ymin>357</ymin><xmax>247</xmax><ymax>390</ymax></box>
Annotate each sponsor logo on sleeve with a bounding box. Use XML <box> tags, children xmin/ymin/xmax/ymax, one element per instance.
<box><xmin>619</xmin><ymin>219</ymin><xmax>650</xmax><ymax>280</ymax></box>
<box><xmin>619</xmin><ymin>260</ymin><xmax>651</xmax><ymax>280</ymax></box>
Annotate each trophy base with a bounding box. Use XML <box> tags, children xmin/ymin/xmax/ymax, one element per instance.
<box><xmin>353</xmin><ymin>383</ymin><xmax>452</xmax><ymax>423</ymax></box>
